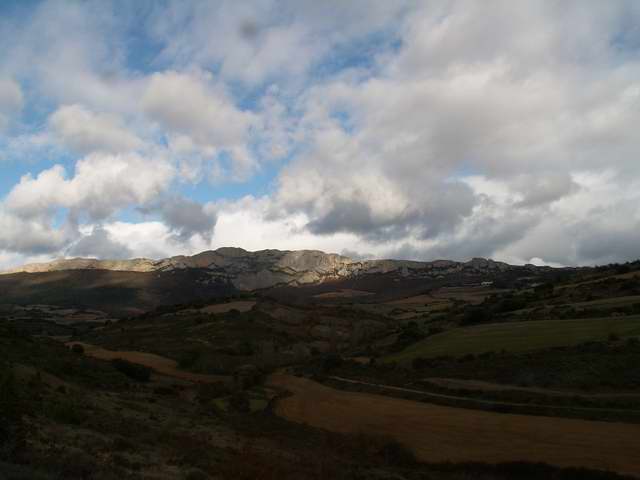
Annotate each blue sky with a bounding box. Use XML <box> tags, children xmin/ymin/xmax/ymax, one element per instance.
<box><xmin>1</xmin><ymin>1</ymin><xmax>640</xmax><ymax>269</ymax></box>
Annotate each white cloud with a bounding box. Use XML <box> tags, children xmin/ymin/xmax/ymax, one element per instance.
<box><xmin>6</xmin><ymin>152</ymin><xmax>175</xmax><ymax>220</ymax></box>
<box><xmin>149</xmin><ymin>1</ymin><xmax>407</xmax><ymax>85</ymax></box>
<box><xmin>1</xmin><ymin>1</ymin><xmax>640</xmax><ymax>267</ymax></box>
<box><xmin>49</xmin><ymin>104</ymin><xmax>144</xmax><ymax>154</ymax></box>
<box><xmin>142</xmin><ymin>70</ymin><xmax>257</xmax><ymax>179</ymax></box>
<box><xmin>0</xmin><ymin>207</ymin><xmax>70</xmax><ymax>255</ymax></box>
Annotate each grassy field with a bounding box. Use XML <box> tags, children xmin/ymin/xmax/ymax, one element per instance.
<box><xmin>385</xmin><ymin>315</ymin><xmax>640</xmax><ymax>364</ymax></box>
<box><xmin>269</xmin><ymin>374</ymin><xmax>640</xmax><ymax>476</ymax></box>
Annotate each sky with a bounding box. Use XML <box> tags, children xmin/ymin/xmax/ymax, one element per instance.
<box><xmin>1</xmin><ymin>0</ymin><xmax>640</xmax><ymax>269</ymax></box>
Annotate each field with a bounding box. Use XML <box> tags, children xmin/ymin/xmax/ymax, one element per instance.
<box><xmin>313</xmin><ymin>289</ymin><xmax>373</xmax><ymax>299</ymax></box>
<box><xmin>188</xmin><ymin>300</ymin><xmax>256</xmax><ymax>314</ymax></box>
<box><xmin>385</xmin><ymin>315</ymin><xmax>640</xmax><ymax>364</ymax></box>
<box><xmin>269</xmin><ymin>374</ymin><xmax>640</xmax><ymax>476</ymax></box>
<box><xmin>66</xmin><ymin>342</ymin><xmax>229</xmax><ymax>383</ymax></box>
<box><xmin>562</xmin><ymin>295</ymin><xmax>640</xmax><ymax>309</ymax></box>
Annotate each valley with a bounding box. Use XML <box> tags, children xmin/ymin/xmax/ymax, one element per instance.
<box><xmin>2</xmin><ymin>249</ymin><xmax>640</xmax><ymax>479</ymax></box>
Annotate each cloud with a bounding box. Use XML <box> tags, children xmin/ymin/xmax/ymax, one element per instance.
<box><xmin>142</xmin><ymin>70</ymin><xmax>257</xmax><ymax>179</ymax></box>
<box><xmin>1</xmin><ymin>1</ymin><xmax>640</xmax><ymax>267</ymax></box>
<box><xmin>148</xmin><ymin>1</ymin><xmax>407</xmax><ymax>85</ymax></box>
<box><xmin>67</xmin><ymin>224</ymin><xmax>133</xmax><ymax>259</ymax></box>
<box><xmin>49</xmin><ymin>104</ymin><xmax>144</xmax><ymax>154</ymax></box>
<box><xmin>5</xmin><ymin>152</ymin><xmax>175</xmax><ymax>220</ymax></box>
<box><xmin>140</xmin><ymin>196</ymin><xmax>218</xmax><ymax>242</ymax></box>
<box><xmin>0</xmin><ymin>213</ymin><xmax>64</xmax><ymax>255</ymax></box>
<box><xmin>0</xmin><ymin>78</ymin><xmax>23</xmax><ymax>130</ymax></box>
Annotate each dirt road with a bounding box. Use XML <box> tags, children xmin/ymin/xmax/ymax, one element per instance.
<box><xmin>268</xmin><ymin>373</ymin><xmax>640</xmax><ymax>476</ymax></box>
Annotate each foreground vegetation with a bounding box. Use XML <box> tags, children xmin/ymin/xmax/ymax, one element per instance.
<box><xmin>3</xmin><ymin>260</ymin><xmax>640</xmax><ymax>478</ymax></box>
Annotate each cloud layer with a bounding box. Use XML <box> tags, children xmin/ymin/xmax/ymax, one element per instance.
<box><xmin>1</xmin><ymin>0</ymin><xmax>639</xmax><ymax>269</ymax></box>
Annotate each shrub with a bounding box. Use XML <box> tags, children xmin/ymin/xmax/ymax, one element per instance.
<box><xmin>112</xmin><ymin>359</ymin><xmax>151</xmax><ymax>382</ymax></box>
<box><xmin>196</xmin><ymin>382</ymin><xmax>230</xmax><ymax>402</ymax></box>
<box><xmin>0</xmin><ymin>364</ymin><xmax>23</xmax><ymax>460</ymax></box>
<box><xmin>227</xmin><ymin>391</ymin><xmax>250</xmax><ymax>413</ymax></box>
<box><xmin>179</xmin><ymin>349</ymin><xmax>201</xmax><ymax>369</ymax></box>
<box><xmin>412</xmin><ymin>357</ymin><xmax>430</xmax><ymax>370</ymax></box>
<box><xmin>379</xmin><ymin>439</ymin><xmax>416</xmax><ymax>467</ymax></box>
<box><xmin>462</xmin><ymin>307</ymin><xmax>492</xmax><ymax>325</ymax></box>
<box><xmin>427</xmin><ymin>326</ymin><xmax>444</xmax><ymax>336</ymax></box>
<box><xmin>46</xmin><ymin>399</ymin><xmax>87</xmax><ymax>425</ymax></box>
<box><xmin>321</xmin><ymin>353</ymin><xmax>343</xmax><ymax>372</ymax></box>
<box><xmin>185</xmin><ymin>468</ymin><xmax>209</xmax><ymax>480</ymax></box>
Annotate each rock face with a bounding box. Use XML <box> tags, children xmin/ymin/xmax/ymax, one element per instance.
<box><xmin>1</xmin><ymin>247</ymin><xmax>518</xmax><ymax>290</ymax></box>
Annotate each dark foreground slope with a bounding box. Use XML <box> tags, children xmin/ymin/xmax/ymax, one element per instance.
<box><xmin>2</xmin><ymin>320</ymin><xmax>637</xmax><ymax>480</ymax></box>
<box><xmin>0</xmin><ymin>269</ymin><xmax>236</xmax><ymax>316</ymax></box>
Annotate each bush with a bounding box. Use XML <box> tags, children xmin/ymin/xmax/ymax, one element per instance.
<box><xmin>112</xmin><ymin>359</ymin><xmax>151</xmax><ymax>382</ymax></box>
<box><xmin>179</xmin><ymin>349</ymin><xmax>201</xmax><ymax>369</ymax></box>
<box><xmin>427</xmin><ymin>326</ymin><xmax>444</xmax><ymax>336</ymax></box>
<box><xmin>185</xmin><ymin>468</ymin><xmax>209</xmax><ymax>480</ymax></box>
<box><xmin>412</xmin><ymin>357</ymin><xmax>431</xmax><ymax>370</ymax></box>
<box><xmin>462</xmin><ymin>307</ymin><xmax>492</xmax><ymax>325</ymax></box>
<box><xmin>227</xmin><ymin>391</ymin><xmax>250</xmax><ymax>413</ymax></box>
<box><xmin>0</xmin><ymin>364</ymin><xmax>23</xmax><ymax>460</ymax></box>
<box><xmin>379</xmin><ymin>439</ymin><xmax>416</xmax><ymax>467</ymax></box>
<box><xmin>46</xmin><ymin>399</ymin><xmax>87</xmax><ymax>425</ymax></box>
<box><xmin>321</xmin><ymin>354</ymin><xmax>343</xmax><ymax>372</ymax></box>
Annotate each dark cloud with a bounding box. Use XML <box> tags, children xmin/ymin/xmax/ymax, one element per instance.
<box><xmin>67</xmin><ymin>225</ymin><xmax>132</xmax><ymax>259</ymax></box>
<box><xmin>386</xmin><ymin>210</ymin><xmax>538</xmax><ymax>262</ymax></box>
<box><xmin>307</xmin><ymin>199</ymin><xmax>381</xmax><ymax>236</ymax></box>
<box><xmin>515</xmin><ymin>174</ymin><xmax>580</xmax><ymax>209</ymax></box>
<box><xmin>576</xmin><ymin>224</ymin><xmax>640</xmax><ymax>265</ymax></box>
<box><xmin>304</xmin><ymin>180</ymin><xmax>476</xmax><ymax>243</ymax></box>
<box><xmin>142</xmin><ymin>196</ymin><xmax>217</xmax><ymax>242</ymax></box>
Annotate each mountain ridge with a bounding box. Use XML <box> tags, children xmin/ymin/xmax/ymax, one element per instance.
<box><xmin>1</xmin><ymin>247</ymin><xmax>527</xmax><ymax>291</ymax></box>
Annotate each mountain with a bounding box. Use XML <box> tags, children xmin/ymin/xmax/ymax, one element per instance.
<box><xmin>2</xmin><ymin>247</ymin><xmax>519</xmax><ymax>291</ymax></box>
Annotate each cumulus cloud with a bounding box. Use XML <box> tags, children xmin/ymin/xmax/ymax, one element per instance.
<box><xmin>0</xmin><ymin>208</ymin><xmax>70</xmax><ymax>255</ymax></box>
<box><xmin>67</xmin><ymin>225</ymin><xmax>133</xmax><ymax>259</ymax></box>
<box><xmin>142</xmin><ymin>70</ymin><xmax>257</xmax><ymax>179</ymax></box>
<box><xmin>6</xmin><ymin>153</ymin><xmax>175</xmax><ymax>220</ymax></box>
<box><xmin>49</xmin><ymin>104</ymin><xmax>144</xmax><ymax>154</ymax></box>
<box><xmin>140</xmin><ymin>196</ymin><xmax>218</xmax><ymax>242</ymax></box>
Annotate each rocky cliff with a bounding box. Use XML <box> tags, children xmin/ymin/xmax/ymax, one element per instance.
<box><xmin>2</xmin><ymin>247</ymin><xmax>519</xmax><ymax>290</ymax></box>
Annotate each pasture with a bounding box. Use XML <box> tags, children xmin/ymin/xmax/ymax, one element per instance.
<box><xmin>385</xmin><ymin>315</ymin><xmax>640</xmax><ymax>364</ymax></box>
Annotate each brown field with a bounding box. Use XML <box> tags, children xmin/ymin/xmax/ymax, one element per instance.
<box><xmin>197</xmin><ymin>300</ymin><xmax>256</xmax><ymax>314</ymax></box>
<box><xmin>314</xmin><ymin>289</ymin><xmax>373</xmax><ymax>299</ymax></box>
<box><xmin>67</xmin><ymin>342</ymin><xmax>229</xmax><ymax>384</ymax></box>
<box><xmin>268</xmin><ymin>374</ymin><xmax>640</xmax><ymax>476</ymax></box>
<box><xmin>431</xmin><ymin>286</ymin><xmax>506</xmax><ymax>305</ymax></box>
<box><xmin>386</xmin><ymin>294</ymin><xmax>447</xmax><ymax>305</ymax></box>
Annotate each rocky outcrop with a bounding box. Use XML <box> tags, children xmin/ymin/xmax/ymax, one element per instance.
<box><xmin>1</xmin><ymin>247</ymin><xmax>519</xmax><ymax>290</ymax></box>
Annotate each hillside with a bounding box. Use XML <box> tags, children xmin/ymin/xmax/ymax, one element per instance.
<box><xmin>2</xmin><ymin>247</ymin><xmax>543</xmax><ymax>290</ymax></box>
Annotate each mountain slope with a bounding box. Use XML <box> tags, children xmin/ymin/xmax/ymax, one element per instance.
<box><xmin>2</xmin><ymin>247</ymin><xmax>523</xmax><ymax>291</ymax></box>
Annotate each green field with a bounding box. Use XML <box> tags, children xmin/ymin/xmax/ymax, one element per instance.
<box><xmin>385</xmin><ymin>315</ymin><xmax>640</xmax><ymax>364</ymax></box>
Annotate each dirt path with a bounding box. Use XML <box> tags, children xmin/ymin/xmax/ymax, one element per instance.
<box><xmin>328</xmin><ymin>376</ymin><xmax>640</xmax><ymax>414</ymax></box>
<box><xmin>268</xmin><ymin>374</ymin><xmax>640</xmax><ymax>476</ymax></box>
<box><xmin>67</xmin><ymin>342</ymin><xmax>229</xmax><ymax>384</ymax></box>
<box><xmin>424</xmin><ymin>377</ymin><xmax>640</xmax><ymax>399</ymax></box>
